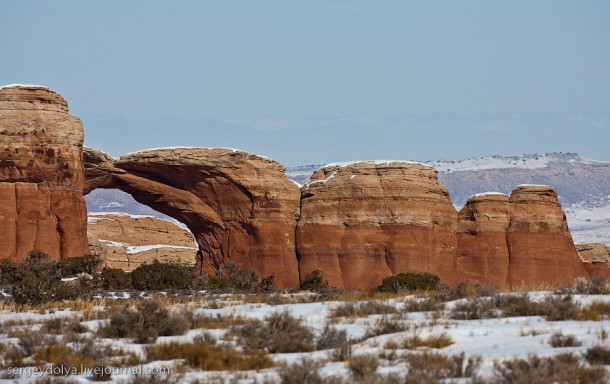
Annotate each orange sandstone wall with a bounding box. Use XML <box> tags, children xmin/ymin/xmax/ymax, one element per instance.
<box><xmin>0</xmin><ymin>85</ymin><xmax>89</xmax><ymax>262</ymax></box>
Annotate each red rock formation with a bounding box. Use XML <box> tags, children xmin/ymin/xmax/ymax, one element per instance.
<box><xmin>84</xmin><ymin>147</ymin><xmax>301</xmax><ymax>288</ymax></box>
<box><xmin>296</xmin><ymin>161</ymin><xmax>458</xmax><ymax>290</ymax></box>
<box><xmin>457</xmin><ymin>193</ymin><xmax>510</xmax><ymax>286</ymax></box>
<box><xmin>87</xmin><ymin>213</ymin><xmax>197</xmax><ymax>271</ymax></box>
<box><xmin>0</xmin><ymin>85</ymin><xmax>89</xmax><ymax>262</ymax></box>
<box><xmin>582</xmin><ymin>262</ymin><xmax>610</xmax><ymax>280</ymax></box>
<box><xmin>575</xmin><ymin>242</ymin><xmax>610</xmax><ymax>280</ymax></box>
<box><xmin>576</xmin><ymin>242</ymin><xmax>610</xmax><ymax>263</ymax></box>
<box><xmin>506</xmin><ymin>185</ymin><xmax>589</xmax><ymax>286</ymax></box>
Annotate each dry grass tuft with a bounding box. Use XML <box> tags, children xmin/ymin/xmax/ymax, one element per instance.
<box><xmin>232</xmin><ymin>310</ymin><xmax>315</xmax><ymax>353</ymax></box>
<box><xmin>492</xmin><ymin>353</ymin><xmax>607</xmax><ymax>384</ymax></box>
<box><xmin>402</xmin><ymin>332</ymin><xmax>454</xmax><ymax>349</ymax></box>
<box><xmin>548</xmin><ymin>331</ymin><xmax>582</xmax><ymax>348</ymax></box>
<box><xmin>145</xmin><ymin>340</ymin><xmax>273</xmax><ymax>370</ymax></box>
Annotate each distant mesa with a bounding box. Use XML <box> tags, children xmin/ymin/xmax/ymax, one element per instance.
<box><xmin>1</xmin><ymin>84</ymin><xmax>607</xmax><ymax>289</ymax></box>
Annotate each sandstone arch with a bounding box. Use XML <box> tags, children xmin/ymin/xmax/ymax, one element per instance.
<box><xmin>83</xmin><ymin>146</ymin><xmax>301</xmax><ymax>288</ymax></box>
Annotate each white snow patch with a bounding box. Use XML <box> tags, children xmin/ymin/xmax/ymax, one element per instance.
<box><xmin>83</xmin><ymin>146</ymin><xmax>117</xmax><ymax>159</ymax></box>
<box><xmin>0</xmin><ymin>83</ymin><xmax>53</xmax><ymax>91</ymax></box>
<box><xmin>322</xmin><ymin>159</ymin><xmax>428</xmax><ymax>169</ymax></box>
<box><xmin>125</xmin><ymin>244</ymin><xmax>197</xmax><ymax>254</ymax></box>
<box><xmin>565</xmin><ymin>196</ymin><xmax>610</xmax><ymax>244</ymax></box>
<box><xmin>471</xmin><ymin>192</ymin><xmax>509</xmax><ymax>198</ymax></box>
<box><xmin>515</xmin><ymin>184</ymin><xmax>551</xmax><ymax>188</ymax></box>
<box><xmin>349</xmin><ymin>175</ymin><xmax>358</xmax><ymax>180</ymax></box>
<box><xmin>289</xmin><ymin>179</ymin><xmax>303</xmax><ymax>188</ymax></box>
<box><xmin>119</xmin><ymin>146</ymin><xmax>270</xmax><ymax>159</ymax></box>
<box><xmin>305</xmin><ymin>170</ymin><xmax>338</xmax><ymax>189</ymax></box>
<box><xmin>98</xmin><ymin>239</ymin><xmax>128</xmax><ymax>248</ymax></box>
<box><xmin>97</xmin><ymin>239</ymin><xmax>197</xmax><ymax>254</ymax></box>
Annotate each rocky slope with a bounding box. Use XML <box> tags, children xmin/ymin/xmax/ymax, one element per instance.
<box><xmin>87</xmin><ymin>213</ymin><xmax>197</xmax><ymax>271</ymax></box>
<box><xmin>0</xmin><ymin>85</ymin><xmax>89</xmax><ymax>261</ymax></box>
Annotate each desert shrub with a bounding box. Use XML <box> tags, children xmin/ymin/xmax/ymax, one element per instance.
<box><xmin>8</xmin><ymin>250</ymin><xmax>93</xmax><ymax>305</ymax></box>
<box><xmin>348</xmin><ymin>354</ymin><xmax>379</xmax><ymax>379</ymax></box>
<box><xmin>33</xmin><ymin>343</ymin><xmax>94</xmax><ymax>373</ymax></box>
<box><xmin>492</xmin><ymin>353</ymin><xmax>607</xmax><ymax>384</ymax></box>
<box><xmin>23</xmin><ymin>250</ymin><xmax>61</xmax><ymax>282</ymax></box>
<box><xmin>333</xmin><ymin>300</ymin><xmax>397</xmax><ymax>317</ymax></box>
<box><xmin>123</xmin><ymin>375</ymin><xmax>180</xmax><ymax>384</ymax></box>
<box><xmin>98</xmin><ymin>267</ymin><xmax>133</xmax><ymax>290</ymax></box>
<box><xmin>146</xmin><ymin>340</ymin><xmax>273</xmax><ymax>370</ymax></box>
<box><xmin>585</xmin><ymin>345</ymin><xmax>610</xmax><ymax>365</ymax></box>
<box><xmin>59</xmin><ymin>255</ymin><xmax>101</xmax><ymax>276</ymax></box>
<box><xmin>40</xmin><ymin>317</ymin><xmax>88</xmax><ymax>334</ymax></box>
<box><xmin>548</xmin><ymin>331</ymin><xmax>582</xmax><ymax>348</ymax></box>
<box><xmin>205</xmin><ymin>260</ymin><xmax>276</xmax><ymax>292</ymax></box>
<box><xmin>131</xmin><ymin>260</ymin><xmax>198</xmax><ymax>290</ymax></box>
<box><xmin>404</xmin><ymin>298</ymin><xmax>445</xmax><ymax>312</ymax></box>
<box><xmin>33</xmin><ymin>378</ymin><xmax>80</xmax><ymax>384</ymax></box>
<box><xmin>278</xmin><ymin>359</ymin><xmax>325</xmax><ymax>384</ymax></box>
<box><xmin>365</xmin><ymin>316</ymin><xmax>408</xmax><ymax>338</ymax></box>
<box><xmin>450</xmin><ymin>297</ymin><xmax>498</xmax><ymax>320</ymax></box>
<box><xmin>98</xmin><ymin>300</ymin><xmax>188</xmax><ymax>343</ymax></box>
<box><xmin>581</xmin><ymin>301</ymin><xmax>610</xmax><ymax>321</ymax></box>
<box><xmin>224</xmin><ymin>260</ymin><xmax>267</xmax><ymax>290</ymax></box>
<box><xmin>233</xmin><ymin>310</ymin><xmax>315</xmax><ymax>353</ymax></box>
<box><xmin>377</xmin><ymin>272</ymin><xmax>440</xmax><ymax>293</ymax></box>
<box><xmin>403</xmin><ymin>332</ymin><xmax>453</xmax><ymax>349</ymax></box>
<box><xmin>316</xmin><ymin>325</ymin><xmax>350</xmax><ymax>350</ymax></box>
<box><xmin>498</xmin><ymin>294</ymin><xmax>584</xmax><ymax>321</ymax></box>
<box><xmin>12</xmin><ymin>273</ymin><xmax>92</xmax><ymax>306</ymax></box>
<box><xmin>16</xmin><ymin>328</ymin><xmax>52</xmax><ymax>356</ymax></box>
<box><xmin>405</xmin><ymin>352</ymin><xmax>481</xmax><ymax>383</ymax></box>
<box><xmin>300</xmin><ymin>269</ymin><xmax>330</xmax><ymax>291</ymax></box>
<box><xmin>0</xmin><ymin>258</ymin><xmax>20</xmax><ymax>285</ymax></box>
<box><xmin>574</xmin><ymin>276</ymin><xmax>610</xmax><ymax>295</ymax></box>
<box><xmin>434</xmin><ymin>281</ymin><xmax>499</xmax><ymax>302</ymax></box>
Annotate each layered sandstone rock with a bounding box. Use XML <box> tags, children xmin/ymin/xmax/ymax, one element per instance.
<box><xmin>505</xmin><ymin>185</ymin><xmax>589</xmax><ymax>286</ymax></box>
<box><xmin>84</xmin><ymin>147</ymin><xmax>301</xmax><ymax>288</ymax></box>
<box><xmin>0</xmin><ymin>85</ymin><xmax>88</xmax><ymax>262</ymax></box>
<box><xmin>456</xmin><ymin>193</ymin><xmax>510</xmax><ymax>286</ymax></box>
<box><xmin>576</xmin><ymin>242</ymin><xmax>610</xmax><ymax>263</ymax></box>
<box><xmin>296</xmin><ymin>161</ymin><xmax>458</xmax><ymax>290</ymax></box>
<box><xmin>87</xmin><ymin>213</ymin><xmax>197</xmax><ymax>271</ymax></box>
<box><xmin>576</xmin><ymin>242</ymin><xmax>610</xmax><ymax>279</ymax></box>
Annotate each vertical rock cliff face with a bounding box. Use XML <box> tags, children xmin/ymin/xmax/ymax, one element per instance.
<box><xmin>0</xmin><ymin>85</ymin><xmax>89</xmax><ymax>262</ymax></box>
<box><xmin>506</xmin><ymin>185</ymin><xmax>589</xmax><ymax>286</ymax></box>
<box><xmin>296</xmin><ymin>161</ymin><xmax>458</xmax><ymax>290</ymax></box>
<box><xmin>457</xmin><ymin>193</ymin><xmax>511</xmax><ymax>286</ymax></box>
<box><xmin>84</xmin><ymin>147</ymin><xmax>301</xmax><ymax>288</ymax></box>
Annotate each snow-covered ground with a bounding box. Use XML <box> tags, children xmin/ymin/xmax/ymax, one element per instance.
<box><xmin>1</xmin><ymin>291</ymin><xmax>609</xmax><ymax>383</ymax></box>
<box><xmin>566</xmin><ymin>196</ymin><xmax>610</xmax><ymax>244</ymax></box>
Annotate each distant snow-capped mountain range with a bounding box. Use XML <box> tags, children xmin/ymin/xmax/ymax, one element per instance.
<box><xmin>85</xmin><ymin>152</ymin><xmax>610</xmax><ymax>244</ymax></box>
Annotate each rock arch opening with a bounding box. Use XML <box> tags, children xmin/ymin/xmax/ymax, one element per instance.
<box><xmin>83</xmin><ymin>147</ymin><xmax>301</xmax><ymax>288</ymax></box>
<box><xmin>84</xmin><ymin>188</ymin><xmax>198</xmax><ymax>271</ymax></box>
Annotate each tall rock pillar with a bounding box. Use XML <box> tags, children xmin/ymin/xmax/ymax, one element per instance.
<box><xmin>0</xmin><ymin>85</ymin><xmax>89</xmax><ymax>261</ymax></box>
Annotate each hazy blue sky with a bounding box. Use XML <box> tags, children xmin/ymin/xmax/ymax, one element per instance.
<box><xmin>1</xmin><ymin>1</ymin><xmax>609</xmax><ymax>165</ymax></box>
